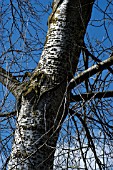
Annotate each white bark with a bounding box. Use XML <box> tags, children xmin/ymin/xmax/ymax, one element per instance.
<box><xmin>7</xmin><ymin>0</ymin><xmax>94</xmax><ymax>169</ymax></box>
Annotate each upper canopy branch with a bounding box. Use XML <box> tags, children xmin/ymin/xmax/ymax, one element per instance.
<box><xmin>69</xmin><ymin>54</ymin><xmax>113</xmax><ymax>90</ymax></box>
<box><xmin>82</xmin><ymin>43</ymin><xmax>113</xmax><ymax>74</ymax></box>
<box><xmin>70</xmin><ymin>91</ymin><xmax>113</xmax><ymax>102</ymax></box>
<box><xmin>0</xmin><ymin>67</ymin><xmax>24</xmax><ymax>98</ymax></box>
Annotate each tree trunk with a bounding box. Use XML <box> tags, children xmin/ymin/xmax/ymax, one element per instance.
<box><xmin>8</xmin><ymin>0</ymin><xmax>94</xmax><ymax>169</ymax></box>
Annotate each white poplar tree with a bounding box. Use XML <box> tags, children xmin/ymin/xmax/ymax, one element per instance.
<box><xmin>0</xmin><ymin>0</ymin><xmax>113</xmax><ymax>169</ymax></box>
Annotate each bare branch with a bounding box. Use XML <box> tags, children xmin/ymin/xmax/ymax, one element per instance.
<box><xmin>70</xmin><ymin>109</ymin><xmax>103</xmax><ymax>170</ymax></box>
<box><xmin>70</xmin><ymin>91</ymin><xmax>113</xmax><ymax>102</ymax></box>
<box><xmin>0</xmin><ymin>111</ymin><xmax>16</xmax><ymax>117</ymax></box>
<box><xmin>0</xmin><ymin>67</ymin><xmax>23</xmax><ymax>98</ymax></box>
<box><xmin>69</xmin><ymin>55</ymin><xmax>113</xmax><ymax>90</ymax></box>
<box><xmin>82</xmin><ymin>43</ymin><xmax>113</xmax><ymax>74</ymax></box>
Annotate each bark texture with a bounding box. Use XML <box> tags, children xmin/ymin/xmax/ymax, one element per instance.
<box><xmin>7</xmin><ymin>0</ymin><xmax>94</xmax><ymax>169</ymax></box>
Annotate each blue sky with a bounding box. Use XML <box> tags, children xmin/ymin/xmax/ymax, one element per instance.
<box><xmin>0</xmin><ymin>0</ymin><xmax>113</xmax><ymax>168</ymax></box>
<box><xmin>0</xmin><ymin>1</ymin><xmax>53</xmax><ymax>167</ymax></box>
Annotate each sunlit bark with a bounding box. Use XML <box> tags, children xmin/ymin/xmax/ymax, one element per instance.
<box><xmin>6</xmin><ymin>0</ymin><xmax>94</xmax><ymax>169</ymax></box>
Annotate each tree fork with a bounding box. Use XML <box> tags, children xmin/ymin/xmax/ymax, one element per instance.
<box><xmin>7</xmin><ymin>0</ymin><xmax>95</xmax><ymax>169</ymax></box>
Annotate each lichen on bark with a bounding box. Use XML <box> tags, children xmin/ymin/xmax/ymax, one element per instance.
<box><xmin>8</xmin><ymin>0</ymin><xmax>94</xmax><ymax>169</ymax></box>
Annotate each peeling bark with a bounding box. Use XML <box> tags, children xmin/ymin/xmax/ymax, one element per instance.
<box><xmin>7</xmin><ymin>0</ymin><xmax>94</xmax><ymax>169</ymax></box>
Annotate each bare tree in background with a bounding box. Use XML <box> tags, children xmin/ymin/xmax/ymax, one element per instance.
<box><xmin>0</xmin><ymin>0</ymin><xmax>113</xmax><ymax>169</ymax></box>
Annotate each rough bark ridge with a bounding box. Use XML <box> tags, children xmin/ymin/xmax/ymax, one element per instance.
<box><xmin>7</xmin><ymin>0</ymin><xmax>94</xmax><ymax>169</ymax></box>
